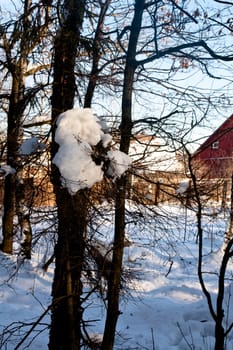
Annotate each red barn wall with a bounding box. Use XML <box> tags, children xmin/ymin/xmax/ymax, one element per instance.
<box><xmin>193</xmin><ymin>115</ymin><xmax>233</xmax><ymax>179</ymax></box>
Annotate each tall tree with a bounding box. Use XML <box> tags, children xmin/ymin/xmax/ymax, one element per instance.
<box><xmin>1</xmin><ymin>0</ymin><xmax>32</xmax><ymax>254</ymax></box>
<box><xmin>101</xmin><ymin>1</ymin><xmax>145</xmax><ymax>349</ymax></box>
<box><xmin>0</xmin><ymin>0</ymin><xmax>51</xmax><ymax>256</ymax></box>
<box><xmin>49</xmin><ymin>0</ymin><xmax>87</xmax><ymax>349</ymax></box>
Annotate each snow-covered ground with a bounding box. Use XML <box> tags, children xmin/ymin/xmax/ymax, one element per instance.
<box><xmin>0</xmin><ymin>204</ymin><xmax>233</xmax><ymax>350</ymax></box>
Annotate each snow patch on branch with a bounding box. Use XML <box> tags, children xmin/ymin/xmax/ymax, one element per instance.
<box><xmin>52</xmin><ymin>108</ymin><xmax>131</xmax><ymax>195</ymax></box>
<box><xmin>176</xmin><ymin>180</ymin><xmax>190</xmax><ymax>194</ymax></box>
<box><xmin>19</xmin><ymin>137</ymin><xmax>46</xmax><ymax>155</ymax></box>
<box><xmin>0</xmin><ymin>165</ymin><xmax>16</xmax><ymax>176</ymax></box>
<box><xmin>106</xmin><ymin>150</ymin><xmax>132</xmax><ymax>180</ymax></box>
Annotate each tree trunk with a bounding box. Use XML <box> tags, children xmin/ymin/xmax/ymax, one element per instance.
<box><xmin>101</xmin><ymin>176</ymin><xmax>127</xmax><ymax>350</ymax></box>
<box><xmin>214</xmin><ymin>322</ymin><xmax>225</xmax><ymax>350</ymax></box>
<box><xmin>2</xmin><ymin>74</ymin><xmax>24</xmax><ymax>253</ymax></box>
<box><xmin>49</xmin><ymin>190</ymin><xmax>87</xmax><ymax>350</ymax></box>
<box><xmin>49</xmin><ymin>0</ymin><xmax>86</xmax><ymax>349</ymax></box>
<box><xmin>101</xmin><ymin>1</ymin><xmax>145</xmax><ymax>349</ymax></box>
<box><xmin>2</xmin><ymin>0</ymin><xmax>32</xmax><ymax>255</ymax></box>
<box><xmin>214</xmin><ymin>238</ymin><xmax>233</xmax><ymax>350</ymax></box>
<box><xmin>2</xmin><ymin>174</ymin><xmax>16</xmax><ymax>253</ymax></box>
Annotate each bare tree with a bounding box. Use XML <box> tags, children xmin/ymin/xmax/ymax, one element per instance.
<box><xmin>49</xmin><ymin>0</ymin><xmax>87</xmax><ymax>349</ymax></box>
<box><xmin>0</xmin><ymin>0</ymin><xmax>51</xmax><ymax>257</ymax></box>
<box><xmin>101</xmin><ymin>1</ymin><xmax>145</xmax><ymax>348</ymax></box>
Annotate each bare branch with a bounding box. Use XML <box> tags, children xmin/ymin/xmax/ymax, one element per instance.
<box><xmin>214</xmin><ymin>0</ymin><xmax>233</xmax><ymax>4</ymax></box>
<box><xmin>137</xmin><ymin>40</ymin><xmax>233</xmax><ymax>67</ymax></box>
<box><xmin>170</xmin><ymin>0</ymin><xmax>198</xmax><ymax>24</ymax></box>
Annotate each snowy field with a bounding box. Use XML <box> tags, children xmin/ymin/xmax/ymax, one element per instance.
<box><xmin>0</xmin><ymin>203</ymin><xmax>233</xmax><ymax>350</ymax></box>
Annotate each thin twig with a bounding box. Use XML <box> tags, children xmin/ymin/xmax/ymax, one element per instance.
<box><xmin>176</xmin><ymin>322</ymin><xmax>194</xmax><ymax>350</ymax></box>
<box><xmin>151</xmin><ymin>328</ymin><xmax>156</xmax><ymax>350</ymax></box>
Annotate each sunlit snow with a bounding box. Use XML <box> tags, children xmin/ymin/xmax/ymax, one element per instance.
<box><xmin>0</xmin><ymin>204</ymin><xmax>232</xmax><ymax>349</ymax></box>
<box><xmin>106</xmin><ymin>150</ymin><xmax>132</xmax><ymax>180</ymax></box>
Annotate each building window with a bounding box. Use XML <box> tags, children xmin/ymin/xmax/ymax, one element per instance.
<box><xmin>211</xmin><ymin>141</ymin><xmax>219</xmax><ymax>149</ymax></box>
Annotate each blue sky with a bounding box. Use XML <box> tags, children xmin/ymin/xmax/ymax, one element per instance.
<box><xmin>1</xmin><ymin>0</ymin><xmax>233</xmax><ymax>148</ymax></box>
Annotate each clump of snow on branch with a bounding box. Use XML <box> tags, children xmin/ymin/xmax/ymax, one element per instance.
<box><xmin>101</xmin><ymin>133</ymin><xmax>112</xmax><ymax>148</ymax></box>
<box><xmin>20</xmin><ymin>136</ymin><xmax>46</xmax><ymax>155</ymax></box>
<box><xmin>176</xmin><ymin>180</ymin><xmax>190</xmax><ymax>194</ymax></box>
<box><xmin>0</xmin><ymin>165</ymin><xmax>16</xmax><ymax>176</ymax></box>
<box><xmin>107</xmin><ymin>150</ymin><xmax>132</xmax><ymax>180</ymax></box>
<box><xmin>52</xmin><ymin>108</ymin><xmax>132</xmax><ymax>195</ymax></box>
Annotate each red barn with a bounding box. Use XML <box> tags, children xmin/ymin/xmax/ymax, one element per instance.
<box><xmin>193</xmin><ymin>115</ymin><xmax>233</xmax><ymax>179</ymax></box>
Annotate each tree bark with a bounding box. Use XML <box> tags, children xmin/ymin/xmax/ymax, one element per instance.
<box><xmin>2</xmin><ymin>64</ymin><xmax>26</xmax><ymax>254</ymax></box>
<box><xmin>214</xmin><ymin>239</ymin><xmax>233</xmax><ymax>350</ymax></box>
<box><xmin>2</xmin><ymin>175</ymin><xmax>16</xmax><ymax>253</ymax></box>
<box><xmin>2</xmin><ymin>0</ymin><xmax>35</xmax><ymax>256</ymax></box>
<box><xmin>49</xmin><ymin>0</ymin><xmax>86</xmax><ymax>349</ymax></box>
<box><xmin>49</xmin><ymin>190</ymin><xmax>88</xmax><ymax>350</ymax></box>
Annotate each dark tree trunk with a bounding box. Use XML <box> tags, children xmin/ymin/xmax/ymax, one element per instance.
<box><xmin>214</xmin><ymin>238</ymin><xmax>233</xmax><ymax>350</ymax></box>
<box><xmin>101</xmin><ymin>1</ymin><xmax>145</xmax><ymax>349</ymax></box>
<box><xmin>49</xmin><ymin>190</ymin><xmax>88</xmax><ymax>350</ymax></box>
<box><xmin>2</xmin><ymin>174</ymin><xmax>16</xmax><ymax>253</ymax></box>
<box><xmin>101</xmin><ymin>176</ymin><xmax>127</xmax><ymax>350</ymax></box>
<box><xmin>2</xmin><ymin>91</ymin><xmax>32</xmax><ymax>258</ymax></box>
<box><xmin>214</xmin><ymin>322</ymin><xmax>225</xmax><ymax>350</ymax></box>
<box><xmin>49</xmin><ymin>1</ymin><xmax>86</xmax><ymax>349</ymax></box>
<box><xmin>2</xmin><ymin>0</ymin><xmax>32</xmax><ymax>255</ymax></box>
<box><xmin>2</xmin><ymin>75</ymin><xmax>24</xmax><ymax>253</ymax></box>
